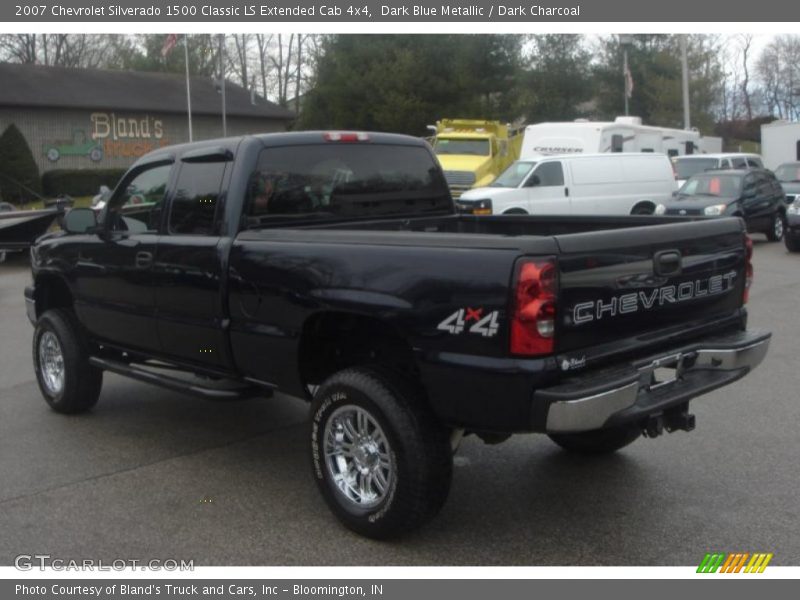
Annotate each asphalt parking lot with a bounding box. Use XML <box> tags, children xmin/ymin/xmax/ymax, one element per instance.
<box><xmin>1</xmin><ymin>237</ymin><xmax>799</xmax><ymax>567</ymax></box>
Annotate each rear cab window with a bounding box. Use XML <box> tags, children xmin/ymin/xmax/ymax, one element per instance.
<box><xmin>246</xmin><ymin>142</ymin><xmax>450</xmax><ymax>223</ymax></box>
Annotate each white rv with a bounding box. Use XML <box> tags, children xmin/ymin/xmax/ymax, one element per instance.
<box><xmin>521</xmin><ymin>116</ymin><xmax>702</xmax><ymax>159</ymax></box>
<box><xmin>760</xmin><ymin>120</ymin><xmax>800</xmax><ymax>170</ymax></box>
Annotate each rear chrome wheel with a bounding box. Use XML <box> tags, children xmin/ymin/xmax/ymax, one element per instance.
<box><xmin>310</xmin><ymin>367</ymin><xmax>452</xmax><ymax>539</ymax></box>
<box><xmin>324</xmin><ymin>405</ymin><xmax>394</xmax><ymax>508</ymax></box>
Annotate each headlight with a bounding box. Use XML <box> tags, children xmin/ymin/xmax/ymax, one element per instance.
<box><xmin>654</xmin><ymin>204</ymin><xmax>666</xmax><ymax>215</ymax></box>
<box><xmin>457</xmin><ymin>198</ymin><xmax>493</xmax><ymax>216</ymax></box>
<box><xmin>471</xmin><ymin>199</ymin><xmax>493</xmax><ymax>216</ymax></box>
<box><xmin>788</xmin><ymin>199</ymin><xmax>800</xmax><ymax>215</ymax></box>
<box><xmin>704</xmin><ymin>204</ymin><xmax>728</xmax><ymax>216</ymax></box>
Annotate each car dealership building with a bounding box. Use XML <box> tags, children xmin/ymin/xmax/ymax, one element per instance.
<box><xmin>0</xmin><ymin>62</ymin><xmax>295</xmax><ymax>174</ymax></box>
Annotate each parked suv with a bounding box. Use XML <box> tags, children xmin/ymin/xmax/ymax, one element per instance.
<box><xmin>780</xmin><ymin>163</ymin><xmax>800</xmax><ymax>251</ymax></box>
<box><xmin>775</xmin><ymin>161</ymin><xmax>800</xmax><ymax>206</ymax></box>
<box><xmin>672</xmin><ymin>153</ymin><xmax>764</xmax><ymax>187</ymax></box>
<box><xmin>656</xmin><ymin>169</ymin><xmax>786</xmax><ymax>241</ymax></box>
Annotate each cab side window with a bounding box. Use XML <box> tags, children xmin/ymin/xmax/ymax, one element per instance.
<box><xmin>168</xmin><ymin>162</ymin><xmax>226</xmax><ymax>235</ymax></box>
<box><xmin>107</xmin><ymin>163</ymin><xmax>172</xmax><ymax>233</ymax></box>
<box><xmin>530</xmin><ymin>162</ymin><xmax>564</xmax><ymax>187</ymax></box>
<box><xmin>732</xmin><ymin>157</ymin><xmax>747</xmax><ymax>169</ymax></box>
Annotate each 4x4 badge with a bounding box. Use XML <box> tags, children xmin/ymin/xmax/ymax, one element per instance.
<box><xmin>437</xmin><ymin>308</ymin><xmax>500</xmax><ymax>338</ymax></box>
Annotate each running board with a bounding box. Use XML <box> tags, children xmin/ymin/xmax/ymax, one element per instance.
<box><xmin>88</xmin><ymin>357</ymin><xmax>271</xmax><ymax>401</ymax></box>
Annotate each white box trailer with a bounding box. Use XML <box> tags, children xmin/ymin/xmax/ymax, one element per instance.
<box><xmin>761</xmin><ymin>120</ymin><xmax>800</xmax><ymax>170</ymax></box>
<box><xmin>521</xmin><ymin>116</ymin><xmax>705</xmax><ymax>159</ymax></box>
<box><xmin>698</xmin><ymin>136</ymin><xmax>723</xmax><ymax>154</ymax></box>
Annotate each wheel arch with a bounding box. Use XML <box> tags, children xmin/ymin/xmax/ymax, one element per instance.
<box><xmin>630</xmin><ymin>201</ymin><xmax>656</xmax><ymax>215</ymax></box>
<box><xmin>297</xmin><ymin>310</ymin><xmax>419</xmax><ymax>395</ymax></box>
<box><xmin>33</xmin><ymin>273</ymin><xmax>74</xmax><ymax>319</ymax></box>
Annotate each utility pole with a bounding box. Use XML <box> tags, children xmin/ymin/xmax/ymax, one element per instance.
<box><xmin>619</xmin><ymin>35</ymin><xmax>634</xmax><ymax>116</ymax></box>
<box><xmin>681</xmin><ymin>35</ymin><xmax>691</xmax><ymax>130</ymax></box>
<box><xmin>183</xmin><ymin>35</ymin><xmax>193</xmax><ymax>142</ymax></box>
<box><xmin>219</xmin><ymin>34</ymin><xmax>227</xmax><ymax>137</ymax></box>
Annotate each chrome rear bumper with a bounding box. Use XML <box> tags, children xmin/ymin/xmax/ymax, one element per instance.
<box><xmin>541</xmin><ymin>329</ymin><xmax>771</xmax><ymax>433</ymax></box>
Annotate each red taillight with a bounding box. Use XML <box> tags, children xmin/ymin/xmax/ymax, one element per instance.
<box><xmin>743</xmin><ymin>234</ymin><xmax>753</xmax><ymax>304</ymax></box>
<box><xmin>510</xmin><ymin>258</ymin><xmax>557</xmax><ymax>356</ymax></box>
<box><xmin>323</xmin><ymin>131</ymin><xmax>369</xmax><ymax>142</ymax></box>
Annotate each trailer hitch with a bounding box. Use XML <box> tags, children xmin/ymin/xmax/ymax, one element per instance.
<box><xmin>643</xmin><ymin>403</ymin><xmax>695</xmax><ymax>438</ymax></box>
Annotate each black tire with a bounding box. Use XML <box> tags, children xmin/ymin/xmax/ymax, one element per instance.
<box><xmin>765</xmin><ymin>212</ymin><xmax>785</xmax><ymax>242</ymax></box>
<box><xmin>310</xmin><ymin>367</ymin><xmax>452</xmax><ymax>539</ymax></box>
<box><xmin>548</xmin><ymin>423</ymin><xmax>642</xmax><ymax>455</ymax></box>
<box><xmin>785</xmin><ymin>232</ymin><xmax>800</xmax><ymax>253</ymax></box>
<box><xmin>32</xmin><ymin>309</ymin><xmax>103</xmax><ymax>414</ymax></box>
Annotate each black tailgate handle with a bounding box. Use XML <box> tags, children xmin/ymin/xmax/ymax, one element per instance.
<box><xmin>654</xmin><ymin>249</ymin><xmax>682</xmax><ymax>276</ymax></box>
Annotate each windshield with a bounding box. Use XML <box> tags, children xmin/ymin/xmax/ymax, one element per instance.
<box><xmin>246</xmin><ymin>144</ymin><xmax>451</xmax><ymax>222</ymax></box>
<box><xmin>774</xmin><ymin>163</ymin><xmax>800</xmax><ymax>183</ymax></box>
<box><xmin>680</xmin><ymin>174</ymin><xmax>742</xmax><ymax>197</ymax></box>
<box><xmin>491</xmin><ymin>161</ymin><xmax>537</xmax><ymax>187</ymax></box>
<box><xmin>434</xmin><ymin>138</ymin><xmax>490</xmax><ymax>156</ymax></box>
<box><xmin>674</xmin><ymin>158</ymin><xmax>719</xmax><ymax>180</ymax></box>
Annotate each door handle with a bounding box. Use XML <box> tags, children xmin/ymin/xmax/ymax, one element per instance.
<box><xmin>564</xmin><ymin>187</ymin><xmax>569</xmax><ymax>197</ymax></box>
<box><xmin>135</xmin><ymin>251</ymin><xmax>153</xmax><ymax>269</ymax></box>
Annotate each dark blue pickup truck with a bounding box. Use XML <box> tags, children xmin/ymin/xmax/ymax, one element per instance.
<box><xmin>26</xmin><ymin>131</ymin><xmax>770</xmax><ymax>538</ymax></box>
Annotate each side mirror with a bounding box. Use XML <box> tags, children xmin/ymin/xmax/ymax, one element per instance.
<box><xmin>63</xmin><ymin>207</ymin><xmax>98</xmax><ymax>234</ymax></box>
<box><xmin>527</xmin><ymin>175</ymin><xmax>541</xmax><ymax>187</ymax></box>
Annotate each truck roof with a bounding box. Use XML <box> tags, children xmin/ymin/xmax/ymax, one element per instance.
<box><xmin>129</xmin><ymin>130</ymin><xmax>428</xmax><ymax>170</ymax></box>
<box><xmin>436</xmin><ymin>131</ymin><xmax>494</xmax><ymax>140</ymax></box>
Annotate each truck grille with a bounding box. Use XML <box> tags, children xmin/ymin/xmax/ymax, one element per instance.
<box><xmin>444</xmin><ymin>171</ymin><xmax>476</xmax><ymax>187</ymax></box>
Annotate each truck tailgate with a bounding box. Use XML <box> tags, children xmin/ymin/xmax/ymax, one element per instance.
<box><xmin>553</xmin><ymin>218</ymin><xmax>747</xmax><ymax>366</ymax></box>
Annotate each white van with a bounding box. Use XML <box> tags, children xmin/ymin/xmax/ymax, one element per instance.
<box><xmin>457</xmin><ymin>153</ymin><xmax>677</xmax><ymax>216</ymax></box>
<box><xmin>672</xmin><ymin>153</ymin><xmax>764</xmax><ymax>187</ymax></box>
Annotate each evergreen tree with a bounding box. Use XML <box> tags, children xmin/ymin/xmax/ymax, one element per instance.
<box><xmin>0</xmin><ymin>124</ymin><xmax>41</xmax><ymax>205</ymax></box>
<box><xmin>299</xmin><ymin>35</ymin><xmax>523</xmax><ymax>135</ymax></box>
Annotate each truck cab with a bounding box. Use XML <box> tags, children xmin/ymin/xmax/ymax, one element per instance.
<box><xmin>431</xmin><ymin>119</ymin><xmax>522</xmax><ymax>198</ymax></box>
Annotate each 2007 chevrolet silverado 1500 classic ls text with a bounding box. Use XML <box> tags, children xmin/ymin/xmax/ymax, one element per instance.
<box><xmin>25</xmin><ymin>131</ymin><xmax>771</xmax><ymax>538</ymax></box>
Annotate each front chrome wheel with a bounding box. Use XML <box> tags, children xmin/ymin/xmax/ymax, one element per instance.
<box><xmin>323</xmin><ymin>405</ymin><xmax>394</xmax><ymax>508</ymax></box>
<box><xmin>38</xmin><ymin>331</ymin><xmax>65</xmax><ymax>395</ymax></box>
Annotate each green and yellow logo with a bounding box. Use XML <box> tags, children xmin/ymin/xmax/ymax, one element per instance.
<box><xmin>697</xmin><ymin>552</ymin><xmax>773</xmax><ymax>573</ymax></box>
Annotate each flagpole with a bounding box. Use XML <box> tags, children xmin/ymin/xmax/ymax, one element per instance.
<box><xmin>184</xmin><ymin>34</ymin><xmax>193</xmax><ymax>142</ymax></box>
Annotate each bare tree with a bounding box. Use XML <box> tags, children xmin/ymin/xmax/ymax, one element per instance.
<box><xmin>231</xmin><ymin>34</ymin><xmax>250</xmax><ymax>91</ymax></box>
<box><xmin>739</xmin><ymin>34</ymin><xmax>753</xmax><ymax>121</ymax></box>
<box><xmin>0</xmin><ymin>34</ymin><xmax>38</xmax><ymax>63</ymax></box>
<box><xmin>255</xmin><ymin>34</ymin><xmax>273</xmax><ymax>99</ymax></box>
<box><xmin>756</xmin><ymin>35</ymin><xmax>800</xmax><ymax>120</ymax></box>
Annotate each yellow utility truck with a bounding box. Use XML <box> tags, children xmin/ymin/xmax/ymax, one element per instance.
<box><xmin>430</xmin><ymin>119</ymin><xmax>523</xmax><ymax>198</ymax></box>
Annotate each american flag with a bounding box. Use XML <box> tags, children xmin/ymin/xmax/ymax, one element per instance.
<box><xmin>624</xmin><ymin>64</ymin><xmax>634</xmax><ymax>99</ymax></box>
<box><xmin>161</xmin><ymin>34</ymin><xmax>180</xmax><ymax>57</ymax></box>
